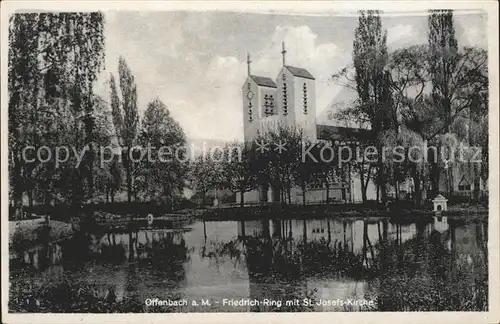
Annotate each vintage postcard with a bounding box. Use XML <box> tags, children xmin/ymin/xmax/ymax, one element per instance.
<box><xmin>1</xmin><ymin>1</ymin><xmax>499</xmax><ymax>323</ymax></box>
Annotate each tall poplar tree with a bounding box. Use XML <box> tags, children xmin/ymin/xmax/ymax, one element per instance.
<box><xmin>352</xmin><ymin>10</ymin><xmax>395</xmax><ymax>202</ymax></box>
<box><xmin>428</xmin><ymin>10</ymin><xmax>458</xmax><ymax>196</ymax></box>
<box><xmin>109</xmin><ymin>57</ymin><xmax>139</xmax><ymax>202</ymax></box>
<box><xmin>428</xmin><ymin>10</ymin><xmax>458</xmax><ymax>133</ymax></box>
<box><xmin>8</xmin><ymin>13</ymin><xmax>105</xmax><ymax>218</ymax></box>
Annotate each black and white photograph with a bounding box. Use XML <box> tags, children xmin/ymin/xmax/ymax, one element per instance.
<box><xmin>1</xmin><ymin>1</ymin><xmax>499</xmax><ymax>323</ymax></box>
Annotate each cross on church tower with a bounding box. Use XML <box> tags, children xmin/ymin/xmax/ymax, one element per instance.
<box><xmin>247</xmin><ymin>52</ymin><xmax>252</xmax><ymax>76</ymax></box>
<box><xmin>281</xmin><ymin>41</ymin><xmax>286</xmax><ymax>65</ymax></box>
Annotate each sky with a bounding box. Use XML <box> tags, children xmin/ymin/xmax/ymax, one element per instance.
<box><xmin>94</xmin><ymin>10</ymin><xmax>487</xmax><ymax>142</ymax></box>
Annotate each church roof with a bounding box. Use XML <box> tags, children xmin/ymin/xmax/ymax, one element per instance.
<box><xmin>285</xmin><ymin>66</ymin><xmax>315</xmax><ymax>80</ymax></box>
<box><xmin>250</xmin><ymin>75</ymin><xmax>277</xmax><ymax>88</ymax></box>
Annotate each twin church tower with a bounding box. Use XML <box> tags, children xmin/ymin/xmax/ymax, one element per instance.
<box><xmin>242</xmin><ymin>42</ymin><xmax>317</xmax><ymax>142</ymax></box>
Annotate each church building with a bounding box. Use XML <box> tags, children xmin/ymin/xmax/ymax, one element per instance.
<box><xmin>238</xmin><ymin>43</ymin><xmax>369</xmax><ymax>205</ymax></box>
<box><xmin>236</xmin><ymin>43</ymin><xmax>487</xmax><ymax>206</ymax></box>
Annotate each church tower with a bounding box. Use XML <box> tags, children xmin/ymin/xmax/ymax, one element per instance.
<box><xmin>242</xmin><ymin>53</ymin><xmax>278</xmax><ymax>141</ymax></box>
<box><xmin>275</xmin><ymin>42</ymin><xmax>317</xmax><ymax>141</ymax></box>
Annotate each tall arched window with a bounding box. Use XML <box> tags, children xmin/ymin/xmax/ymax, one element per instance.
<box><xmin>264</xmin><ymin>94</ymin><xmax>275</xmax><ymax>116</ymax></box>
<box><xmin>303</xmin><ymin>83</ymin><xmax>308</xmax><ymax>115</ymax></box>
<box><xmin>248</xmin><ymin>102</ymin><xmax>253</xmax><ymax>122</ymax></box>
<box><xmin>282</xmin><ymin>73</ymin><xmax>288</xmax><ymax>116</ymax></box>
<box><xmin>248</xmin><ymin>83</ymin><xmax>253</xmax><ymax>122</ymax></box>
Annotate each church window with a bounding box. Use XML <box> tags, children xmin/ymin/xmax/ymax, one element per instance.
<box><xmin>248</xmin><ymin>102</ymin><xmax>253</xmax><ymax>122</ymax></box>
<box><xmin>264</xmin><ymin>94</ymin><xmax>275</xmax><ymax>116</ymax></box>
<box><xmin>458</xmin><ymin>176</ymin><xmax>471</xmax><ymax>191</ymax></box>
<box><xmin>459</xmin><ymin>184</ymin><xmax>471</xmax><ymax>191</ymax></box>
<box><xmin>282</xmin><ymin>83</ymin><xmax>288</xmax><ymax>116</ymax></box>
<box><xmin>303</xmin><ymin>83</ymin><xmax>308</xmax><ymax>115</ymax></box>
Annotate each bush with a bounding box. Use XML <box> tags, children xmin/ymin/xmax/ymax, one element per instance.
<box><xmin>447</xmin><ymin>194</ymin><xmax>472</xmax><ymax>205</ymax></box>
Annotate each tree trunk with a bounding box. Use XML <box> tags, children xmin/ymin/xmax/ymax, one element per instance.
<box><xmin>360</xmin><ymin>164</ymin><xmax>365</xmax><ymax>202</ymax></box>
<box><xmin>448</xmin><ymin>166</ymin><xmax>454</xmax><ymax>196</ymax></box>
<box><xmin>378</xmin><ymin>153</ymin><xmax>387</xmax><ymax>203</ymax></box>
<box><xmin>126</xmin><ymin>168</ymin><xmax>132</xmax><ymax>202</ymax></box>
<box><xmin>361</xmin><ymin>183</ymin><xmax>368</xmax><ymax>203</ymax></box>
<box><xmin>124</xmin><ymin>152</ymin><xmax>132</xmax><ymax>203</ymax></box>
<box><xmin>301</xmin><ymin>181</ymin><xmax>306</xmax><ymax>207</ymax></box>
<box><xmin>394</xmin><ymin>172</ymin><xmax>400</xmax><ymax>200</ymax></box>
<box><xmin>327</xmin><ymin>219</ymin><xmax>331</xmax><ymax>244</ymax></box>
<box><xmin>412</xmin><ymin>169</ymin><xmax>422</xmax><ymax>207</ymax></box>
<box><xmin>28</xmin><ymin>190</ymin><xmax>34</xmax><ymax>212</ymax></box>
<box><xmin>13</xmin><ymin>190</ymin><xmax>24</xmax><ymax>220</ymax></box>
<box><xmin>325</xmin><ymin>181</ymin><xmax>330</xmax><ymax>205</ymax></box>
<box><xmin>303</xmin><ymin>219</ymin><xmax>307</xmax><ymax>244</ymax></box>
<box><xmin>422</xmin><ymin>169</ymin><xmax>428</xmax><ymax>203</ymax></box>
<box><xmin>44</xmin><ymin>190</ymin><xmax>52</xmax><ymax>209</ymax></box>
<box><xmin>240</xmin><ymin>190</ymin><xmax>244</xmax><ymax>208</ymax></box>
<box><xmin>362</xmin><ymin>220</ymin><xmax>368</xmax><ymax>265</ymax></box>
<box><xmin>473</xmin><ymin>164</ymin><xmax>481</xmax><ymax>202</ymax></box>
<box><xmin>128</xmin><ymin>230</ymin><xmax>134</xmax><ymax>261</ymax></box>
<box><xmin>431</xmin><ymin>162</ymin><xmax>440</xmax><ymax>197</ymax></box>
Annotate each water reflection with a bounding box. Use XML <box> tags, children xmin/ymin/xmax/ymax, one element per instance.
<box><xmin>9</xmin><ymin>216</ymin><xmax>488</xmax><ymax>312</ymax></box>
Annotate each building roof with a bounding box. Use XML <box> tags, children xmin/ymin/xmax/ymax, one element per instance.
<box><xmin>432</xmin><ymin>194</ymin><xmax>448</xmax><ymax>202</ymax></box>
<box><xmin>250</xmin><ymin>75</ymin><xmax>277</xmax><ymax>88</ymax></box>
<box><xmin>285</xmin><ymin>66</ymin><xmax>315</xmax><ymax>80</ymax></box>
<box><xmin>316</xmin><ymin>124</ymin><xmax>372</xmax><ymax>141</ymax></box>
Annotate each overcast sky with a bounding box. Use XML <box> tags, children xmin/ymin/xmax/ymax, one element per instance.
<box><xmin>94</xmin><ymin>10</ymin><xmax>487</xmax><ymax>142</ymax></box>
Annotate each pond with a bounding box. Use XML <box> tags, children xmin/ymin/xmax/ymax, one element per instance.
<box><xmin>9</xmin><ymin>215</ymin><xmax>488</xmax><ymax>312</ymax></box>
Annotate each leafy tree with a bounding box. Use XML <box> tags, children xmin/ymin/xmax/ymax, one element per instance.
<box><xmin>428</xmin><ymin>10</ymin><xmax>458</xmax><ymax>134</ymax></box>
<box><xmin>426</xmin><ymin>11</ymin><xmax>488</xmax><ymax>197</ymax></box>
<box><xmin>310</xmin><ymin>143</ymin><xmax>342</xmax><ymax>204</ymax></box>
<box><xmin>188</xmin><ymin>155</ymin><xmax>222</xmax><ymax>207</ymax></box>
<box><xmin>220</xmin><ymin>142</ymin><xmax>258</xmax><ymax>208</ymax></box>
<box><xmin>388</xmin><ymin>45</ymin><xmax>435</xmax><ymax>205</ymax></box>
<box><xmin>352</xmin><ymin>10</ymin><xmax>396</xmax><ymax>202</ymax></box>
<box><xmin>255</xmin><ymin>126</ymin><xmax>304</xmax><ymax>205</ymax></box>
<box><xmin>137</xmin><ymin>99</ymin><xmax>187</xmax><ymax>203</ymax></box>
<box><xmin>109</xmin><ymin>57</ymin><xmax>139</xmax><ymax>202</ymax></box>
<box><xmin>427</xmin><ymin>9</ymin><xmax>458</xmax><ymax>196</ymax></box>
<box><xmin>8</xmin><ymin>13</ymin><xmax>105</xmax><ymax>218</ymax></box>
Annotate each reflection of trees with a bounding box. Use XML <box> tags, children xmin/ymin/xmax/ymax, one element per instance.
<box><xmin>97</xmin><ymin>229</ymin><xmax>191</xmax><ymax>309</ymax></box>
<box><xmin>132</xmin><ymin>231</ymin><xmax>190</xmax><ymax>278</ymax></box>
<box><xmin>375</xmin><ymin>220</ymin><xmax>488</xmax><ymax>311</ymax></box>
<box><xmin>200</xmin><ymin>238</ymin><xmax>243</xmax><ymax>269</ymax></box>
<box><xmin>244</xmin><ymin>234</ymin><xmax>314</xmax><ymax>312</ymax></box>
<box><xmin>100</xmin><ymin>232</ymin><xmax>126</xmax><ymax>263</ymax></box>
<box><xmin>124</xmin><ymin>229</ymin><xmax>190</xmax><ymax>312</ymax></box>
<box><xmin>215</xmin><ymin>220</ymin><xmax>371</xmax><ymax>281</ymax></box>
<box><xmin>60</xmin><ymin>231</ymin><xmax>93</xmax><ymax>268</ymax></box>
<box><xmin>221</xmin><ymin>218</ymin><xmax>488</xmax><ymax>312</ymax></box>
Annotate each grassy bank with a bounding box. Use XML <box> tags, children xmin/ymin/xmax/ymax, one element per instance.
<box><xmin>9</xmin><ymin>219</ymin><xmax>74</xmax><ymax>257</ymax></box>
<box><xmin>199</xmin><ymin>203</ymin><xmax>488</xmax><ymax>221</ymax></box>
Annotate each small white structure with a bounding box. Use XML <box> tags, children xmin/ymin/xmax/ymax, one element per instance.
<box><xmin>432</xmin><ymin>194</ymin><xmax>448</xmax><ymax>212</ymax></box>
<box><xmin>433</xmin><ymin>216</ymin><xmax>448</xmax><ymax>233</ymax></box>
<box><xmin>147</xmin><ymin>214</ymin><xmax>154</xmax><ymax>226</ymax></box>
